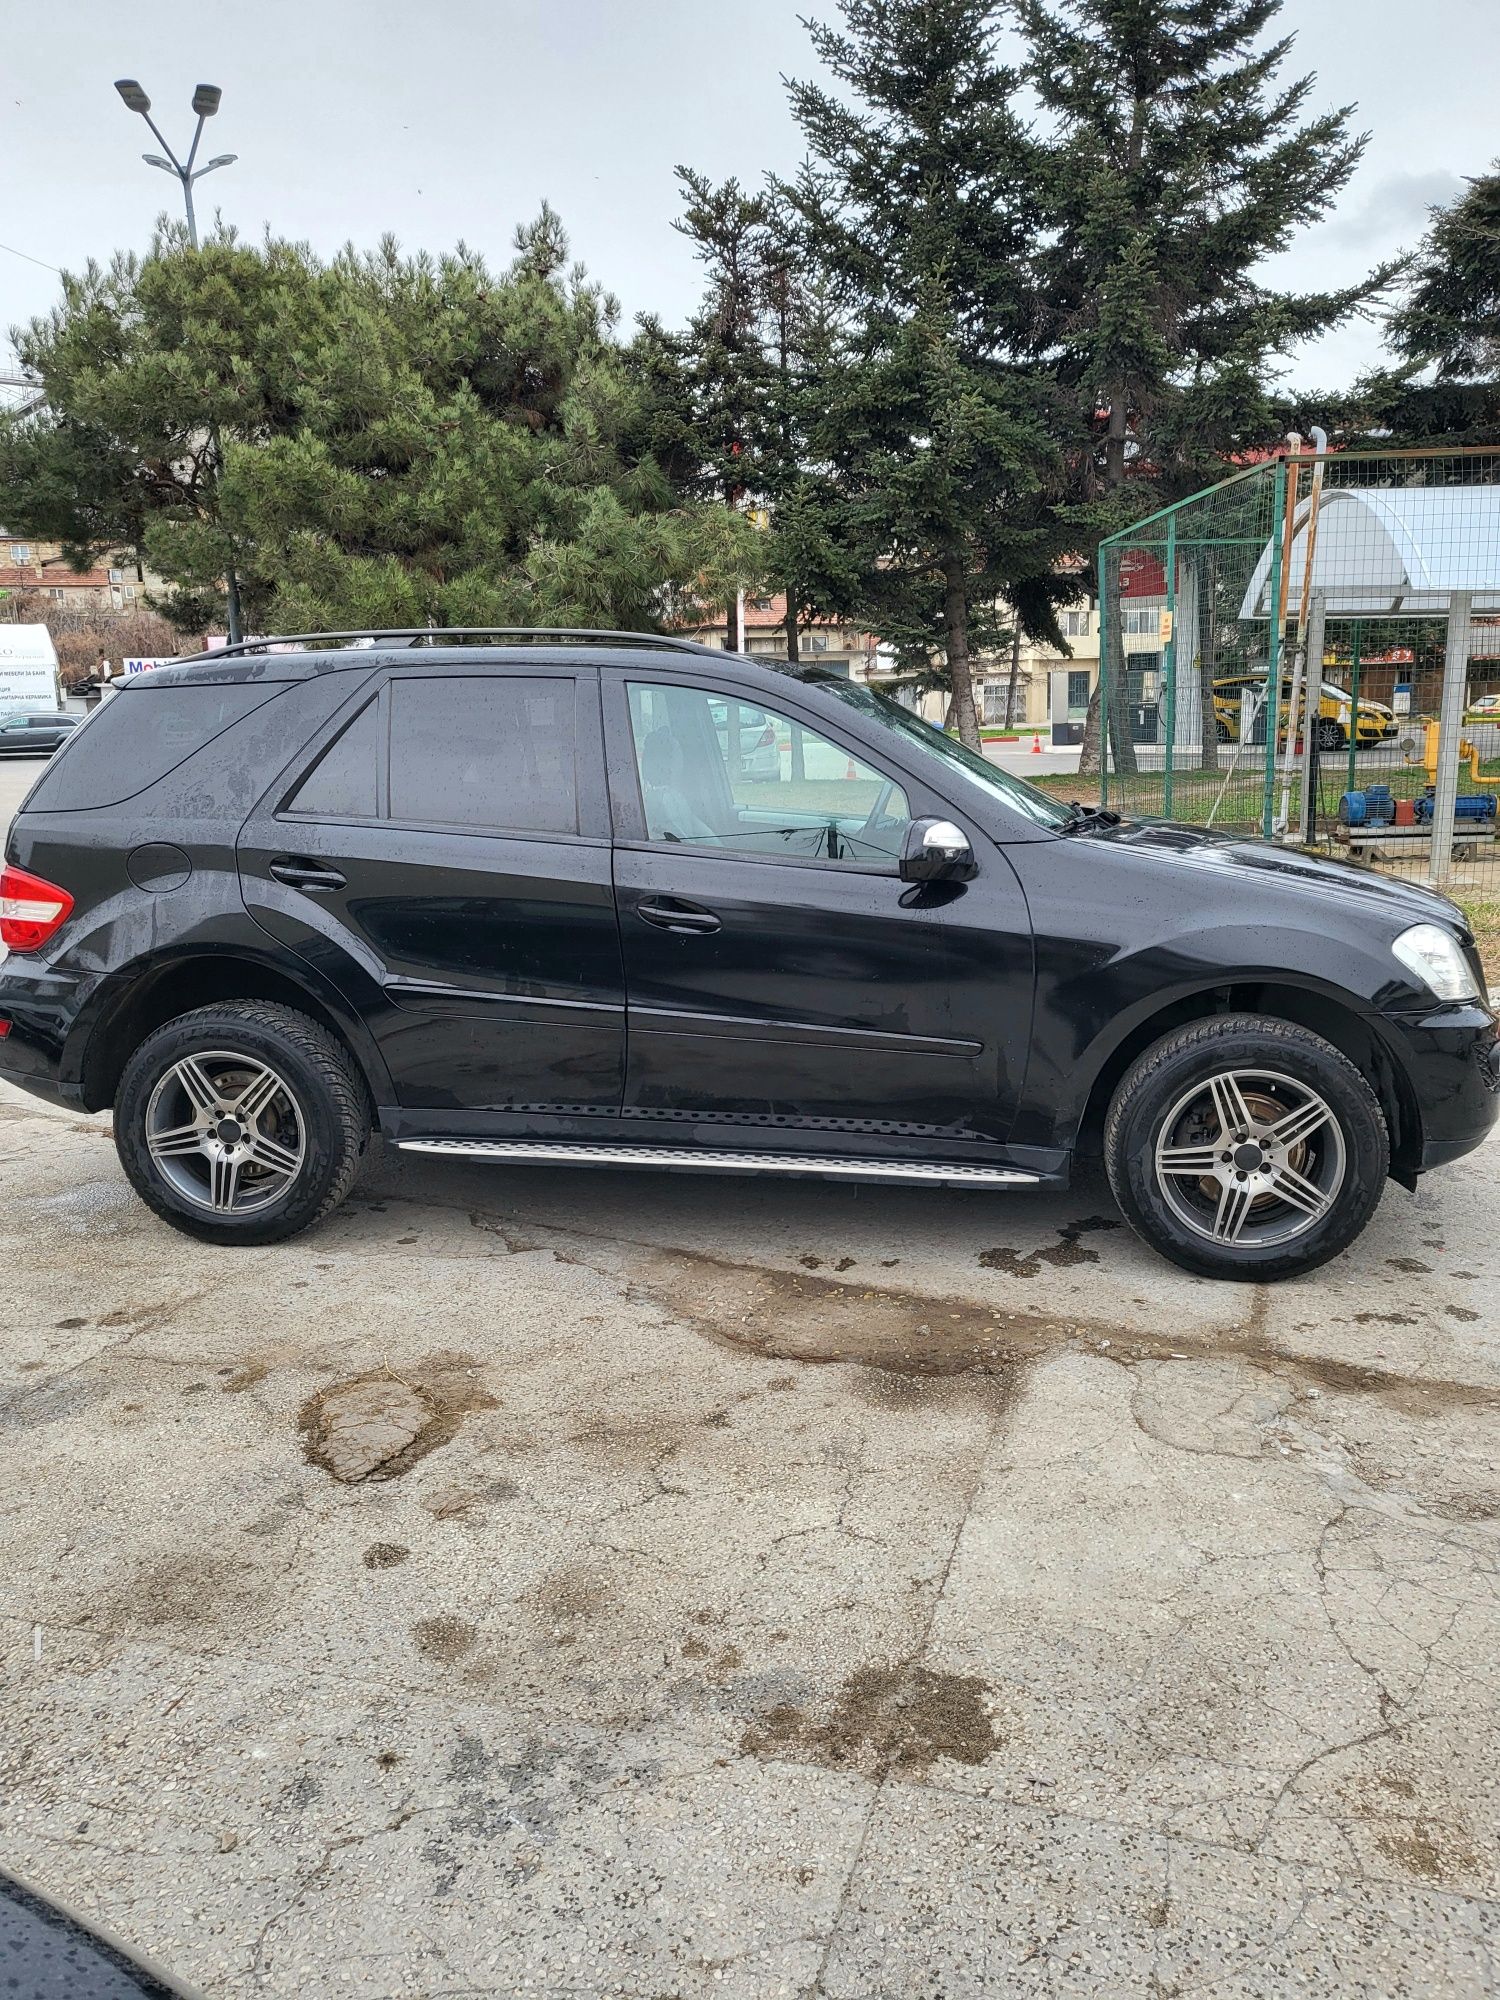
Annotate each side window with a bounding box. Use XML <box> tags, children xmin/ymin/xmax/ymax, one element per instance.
<box><xmin>287</xmin><ymin>697</ymin><xmax>381</xmax><ymax>819</ymax></box>
<box><xmin>389</xmin><ymin>676</ymin><xmax>577</xmax><ymax>834</ymax></box>
<box><xmin>626</xmin><ymin>682</ymin><xmax>910</xmax><ymax>863</ymax></box>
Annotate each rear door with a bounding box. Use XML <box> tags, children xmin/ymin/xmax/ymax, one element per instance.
<box><xmin>238</xmin><ymin>664</ymin><xmax>625</xmax><ymax>1117</ymax></box>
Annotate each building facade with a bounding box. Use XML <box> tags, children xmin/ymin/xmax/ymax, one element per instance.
<box><xmin>0</xmin><ymin>533</ymin><xmax>152</xmax><ymax>613</ymax></box>
<box><xmin>682</xmin><ymin>595</ymin><xmax>882</xmax><ymax>676</ymax></box>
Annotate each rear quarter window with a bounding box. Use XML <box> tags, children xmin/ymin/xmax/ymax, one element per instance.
<box><xmin>23</xmin><ymin>683</ymin><xmax>285</xmax><ymax>811</ymax></box>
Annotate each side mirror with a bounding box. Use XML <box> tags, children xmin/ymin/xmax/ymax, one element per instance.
<box><xmin>899</xmin><ymin>817</ymin><xmax>978</xmax><ymax>883</ymax></box>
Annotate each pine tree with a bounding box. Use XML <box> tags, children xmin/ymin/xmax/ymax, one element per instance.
<box><xmin>1354</xmin><ymin>164</ymin><xmax>1500</xmax><ymax>445</ymax></box>
<box><xmin>0</xmin><ymin>214</ymin><xmax>757</xmax><ymax>637</ymax></box>
<box><xmin>778</xmin><ymin>0</ymin><xmax>1068</xmax><ymax>751</ymax></box>
<box><xmin>1020</xmin><ymin>0</ymin><xmax>1394</xmax><ymax>774</ymax></box>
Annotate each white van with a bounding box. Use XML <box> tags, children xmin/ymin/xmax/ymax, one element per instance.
<box><xmin>0</xmin><ymin>626</ymin><xmax>62</xmax><ymax>714</ymax></box>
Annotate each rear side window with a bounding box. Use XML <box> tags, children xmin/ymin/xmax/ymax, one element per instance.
<box><xmin>24</xmin><ymin>683</ymin><xmax>282</xmax><ymax>811</ymax></box>
<box><xmin>388</xmin><ymin>677</ymin><xmax>577</xmax><ymax>834</ymax></box>
<box><xmin>287</xmin><ymin>698</ymin><xmax>380</xmax><ymax>819</ymax></box>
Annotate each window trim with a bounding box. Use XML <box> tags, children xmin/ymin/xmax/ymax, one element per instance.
<box><xmin>608</xmin><ymin>673</ymin><xmax>915</xmax><ymax>875</ymax></box>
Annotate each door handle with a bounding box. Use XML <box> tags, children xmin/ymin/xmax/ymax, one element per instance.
<box><xmin>269</xmin><ymin>856</ymin><xmax>347</xmax><ymax>893</ymax></box>
<box><xmin>636</xmin><ymin>898</ymin><xmax>721</xmax><ymax>935</ymax></box>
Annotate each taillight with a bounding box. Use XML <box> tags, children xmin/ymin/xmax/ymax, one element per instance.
<box><xmin>0</xmin><ymin>864</ymin><xmax>74</xmax><ymax>952</ymax></box>
<box><xmin>756</xmin><ymin>725</ymin><xmax>776</xmax><ymax>748</ymax></box>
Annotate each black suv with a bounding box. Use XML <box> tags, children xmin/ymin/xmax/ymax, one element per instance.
<box><xmin>0</xmin><ymin>629</ymin><xmax>1494</xmax><ymax>1280</ymax></box>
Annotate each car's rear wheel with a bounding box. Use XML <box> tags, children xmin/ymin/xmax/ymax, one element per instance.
<box><xmin>1316</xmin><ymin>717</ymin><xmax>1345</xmax><ymax>751</ymax></box>
<box><xmin>115</xmin><ymin>1001</ymin><xmax>369</xmax><ymax>1244</ymax></box>
<box><xmin>1103</xmin><ymin>1015</ymin><xmax>1389</xmax><ymax>1280</ymax></box>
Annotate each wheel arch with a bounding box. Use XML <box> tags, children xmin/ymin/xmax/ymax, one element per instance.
<box><xmin>76</xmin><ymin>948</ymin><xmax>393</xmax><ymax>1114</ymax></box>
<box><xmin>1074</xmin><ymin>981</ymin><xmax>1422</xmax><ymax>1183</ymax></box>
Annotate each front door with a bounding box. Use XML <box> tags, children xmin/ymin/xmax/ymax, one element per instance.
<box><xmin>604</xmin><ymin>675</ymin><xmax>1033</xmax><ymax>1146</ymax></box>
<box><xmin>239</xmin><ymin>665</ymin><xmax>625</xmax><ymax>1117</ymax></box>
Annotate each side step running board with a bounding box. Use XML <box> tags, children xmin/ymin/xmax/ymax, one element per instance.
<box><xmin>397</xmin><ymin>1138</ymin><xmax>1040</xmax><ymax>1189</ymax></box>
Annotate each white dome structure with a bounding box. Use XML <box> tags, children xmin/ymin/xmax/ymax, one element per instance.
<box><xmin>1241</xmin><ymin>485</ymin><xmax>1500</xmax><ymax>620</ymax></box>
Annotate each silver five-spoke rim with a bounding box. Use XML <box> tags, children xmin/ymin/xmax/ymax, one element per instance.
<box><xmin>145</xmin><ymin>1050</ymin><xmax>307</xmax><ymax>1215</ymax></box>
<box><xmin>1153</xmin><ymin>1067</ymin><xmax>1346</xmax><ymax>1250</ymax></box>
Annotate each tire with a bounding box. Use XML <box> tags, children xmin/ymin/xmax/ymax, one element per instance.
<box><xmin>115</xmin><ymin>1001</ymin><xmax>370</xmax><ymax>1245</ymax></box>
<box><xmin>1103</xmin><ymin>1014</ymin><xmax>1389</xmax><ymax>1281</ymax></box>
<box><xmin>1316</xmin><ymin>717</ymin><xmax>1345</xmax><ymax>752</ymax></box>
<box><xmin>1215</xmin><ymin>719</ymin><xmax>1233</xmax><ymax>744</ymax></box>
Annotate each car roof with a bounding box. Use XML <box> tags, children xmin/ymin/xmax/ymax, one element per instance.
<box><xmin>134</xmin><ymin>629</ymin><xmax>826</xmax><ymax>694</ymax></box>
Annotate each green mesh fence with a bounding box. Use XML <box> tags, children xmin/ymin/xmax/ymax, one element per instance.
<box><xmin>1098</xmin><ymin>449</ymin><xmax>1500</xmax><ymax>914</ymax></box>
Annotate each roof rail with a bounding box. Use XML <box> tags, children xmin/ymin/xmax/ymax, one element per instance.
<box><xmin>177</xmin><ymin>626</ymin><xmax>729</xmax><ymax>663</ymax></box>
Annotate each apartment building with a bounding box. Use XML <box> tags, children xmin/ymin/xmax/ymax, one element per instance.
<box><xmin>0</xmin><ymin>533</ymin><xmax>152</xmax><ymax>612</ymax></box>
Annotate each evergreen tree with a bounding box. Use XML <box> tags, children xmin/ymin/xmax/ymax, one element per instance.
<box><xmin>777</xmin><ymin>0</ymin><xmax>1069</xmax><ymax>750</ymax></box>
<box><xmin>629</xmin><ymin>173</ymin><xmax>775</xmax><ymax>651</ymax></box>
<box><xmin>1020</xmin><ymin>0</ymin><xmax>1393</xmax><ymax>773</ymax></box>
<box><xmin>0</xmin><ymin>213</ymin><xmax>756</xmax><ymax>636</ymax></box>
<box><xmin>1349</xmin><ymin>164</ymin><xmax>1500</xmax><ymax>446</ymax></box>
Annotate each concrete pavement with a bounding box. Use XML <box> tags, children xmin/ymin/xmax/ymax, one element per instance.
<box><xmin>1</xmin><ymin>1085</ymin><xmax>1497</xmax><ymax>1998</ymax></box>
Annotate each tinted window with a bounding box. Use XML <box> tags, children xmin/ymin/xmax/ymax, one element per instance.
<box><xmin>24</xmin><ymin>683</ymin><xmax>284</xmax><ymax>812</ymax></box>
<box><xmin>389</xmin><ymin>677</ymin><xmax>576</xmax><ymax>833</ymax></box>
<box><xmin>287</xmin><ymin>698</ymin><xmax>380</xmax><ymax>818</ymax></box>
<box><xmin>627</xmin><ymin>682</ymin><xmax>910</xmax><ymax>862</ymax></box>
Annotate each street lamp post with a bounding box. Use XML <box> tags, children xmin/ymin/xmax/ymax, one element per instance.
<box><xmin>113</xmin><ymin>79</ymin><xmax>243</xmax><ymax>642</ymax></box>
<box><xmin>113</xmin><ymin>79</ymin><xmax>236</xmax><ymax>250</ymax></box>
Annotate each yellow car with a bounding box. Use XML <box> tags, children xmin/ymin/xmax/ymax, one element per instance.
<box><xmin>1212</xmin><ymin>674</ymin><xmax>1396</xmax><ymax>751</ymax></box>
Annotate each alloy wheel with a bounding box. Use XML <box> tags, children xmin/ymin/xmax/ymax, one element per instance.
<box><xmin>1152</xmin><ymin>1067</ymin><xmax>1346</xmax><ymax>1250</ymax></box>
<box><xmin>144</xmin><ymin>1050</ymin><xmax>307</xmax><ymax>1215</ymax></box>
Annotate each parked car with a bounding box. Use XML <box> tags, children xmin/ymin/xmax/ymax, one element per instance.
<box><xmin>1468</xmin><ymin>692</ymin><xmax>1500</xmax><ymax>718</ymax></box>
<box><xmin>0</xmin><ymin>709</ymin><xmax>80</xmax><ymax>755</ymax></box>
<box><xmin>1213</xmin><ymin>673</ymin><xmax>1395</xmax><ymax>750</ymax></box>
<box><xmin>0</xmin><ymin>628</ymin><xmax>1493</xmax><ymax>1280</ymax></box>
<box><xmin>0</xmin><ymin>1864</ymin><xmax>203</xmax><ymax>1997</ymax></box>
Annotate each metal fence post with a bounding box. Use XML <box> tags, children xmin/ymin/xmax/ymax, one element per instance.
<box><xmin>1261</xmin><ymin>459</ymin><xmax>1287</xmax><ymax>840</ymax></box>
<box><xmin>1097</xmin><ymin>542</ymin><xmax>1110</xmax><ymax>810</ymax></box>
<box><xmin>1345</xmin><ymin>619</ymin><xmax>1362</xmax><ymax>797</ymax></box>
<box><xmin>1297</xmin><ymin>591</ymin><xmax>1326</xmax><ymax>845</ymax></box>
<box><xmin>1429</xmin><ymin>590</ymin><xmax>1473</xmax><ymax>887</ymax></box>
<box><xmin>1162</xmin><ymin>513</ymin><xmax>1177</xmax><ymax>819</ymax></box>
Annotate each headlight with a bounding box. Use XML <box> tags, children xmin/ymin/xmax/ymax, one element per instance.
<box><xmin>1392</xmin><ymin>923</ymin><xmax>1479</xmax><ymax>1002</ymax></box>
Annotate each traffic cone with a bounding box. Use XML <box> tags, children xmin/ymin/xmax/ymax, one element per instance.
<box><xmin>1030</xmin><ymin>732</ymin><xmax>1042</xmax><ymax>755</ymax></box>
<box><xmin>845</xmin><ymin>755</ymin><xmax>858</xmax><ymax>779</ymax></box>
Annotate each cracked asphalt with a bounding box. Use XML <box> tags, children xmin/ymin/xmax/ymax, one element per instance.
<box><xmin>0</xmin><ymin>1072</ymin><xmax>1496</xmax><ymax>1999</ymax></box>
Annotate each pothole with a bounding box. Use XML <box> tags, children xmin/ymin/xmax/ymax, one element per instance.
<box><xmin>299</xmin><ymin>1353</ymin><xmax>498</xmax><ymax>1483</ymax></box>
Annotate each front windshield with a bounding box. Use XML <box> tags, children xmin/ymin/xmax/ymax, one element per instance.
<box><xmin>802</xmin><ymin>676</ymin><xmax>1074</xmax><ymax>830</ymax></box>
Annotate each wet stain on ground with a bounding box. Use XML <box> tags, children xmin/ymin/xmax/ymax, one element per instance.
<box><xmin>631</xmin><ymin>1246</ymin><xmax>1039</xmax><ymax>1378</ymax></box>
<box><xmin>742</xmin><ymin>1661</ymin><xmax>998</xmax><ymax>1778</ymax></box>
<box><xmin>412</xmin><ymin>1616</ymin><xmax>477</xmax><ymax>1663</ymax></box>
<box><xmin>1376</xmin><ymin>1821</ymin><xmax>1484</xmax><ymax>1884</ymax></box>
<box><xmin>1446</xmin><ymin>1305</ymin><xmax>1481</xmax><ymax>1323</ymax></box>
<box><xmin>1386</xmin><ymin>1257</ymin><xmax>1432</xmax><ymax>1275</ymax></box>
<box><xmin>614</xmin><ymin>1239</ymin><xmax>1500</xmax><ymax>1426</ymax></box>
<box><xmin>1354</xmin><ymin>1312</ymin><xmax>1420</xmax><ymax>1326</ymax></box>
<box><xmin>979</xmin><ymin>1214</ymin><xmax>1122</xmax><ymax>1277</ymax></box>
<box><xmin>105</xmin><ymin>1552</ymin><xmax>250</xmax><ymax>1635</ymax></box>
<box><xmin>363</xmin><ymin>1542</ymin><xmax>410</xmax><ymax>1569</ymax></box>
<box><xmin>221</xmin><ymin>1361</ymin><xmax>269</xmax><ymax>1395</ymax></box>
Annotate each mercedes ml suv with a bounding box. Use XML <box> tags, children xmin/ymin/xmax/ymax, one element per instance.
<box><xmin>0</xmin><ymin>629</ymin><xmax>1493</xmax><ymax>1280</ymax></box>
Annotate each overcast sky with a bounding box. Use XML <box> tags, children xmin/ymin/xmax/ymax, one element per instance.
<box><xmin>2</xmin><ymin>0</ymin><xmax>1496</xmax><ymax>397</ymax></box>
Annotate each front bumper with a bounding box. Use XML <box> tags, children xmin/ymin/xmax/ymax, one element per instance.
<box><xmin>1380</xmin><ymin>1001</ymin><xmax>1500</xmax><ymax>1173</ymax></box>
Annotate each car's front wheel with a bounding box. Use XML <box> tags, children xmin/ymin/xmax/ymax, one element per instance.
<box><xmin>1316</xmin><ymin>717</ymin><xmax>1346</xmax><ymax>751</ymax></box>
<box><xmin>115</xmin><ymin>1001</ymin><xmax>369</xmax><ymax>1244</ymax></box>
<box><xmin>1104</xmin><ymin>1015</ymin><xmax>1389</xmax><ymax>1280</ymax></box>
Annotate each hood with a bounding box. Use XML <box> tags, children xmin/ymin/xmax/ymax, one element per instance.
<box><xmin>1088</xmin><ymin>819</ymin><xmax>1468</xmax><ymax>933</ymax></box>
